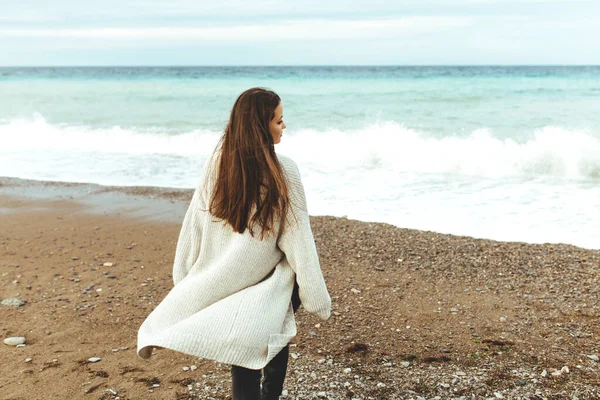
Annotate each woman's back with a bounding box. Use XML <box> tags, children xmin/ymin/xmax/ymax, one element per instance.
<box><xmin>137</xmin><ymin>87</ymin><xmax>331</xmax><ymax>399</ymax></box>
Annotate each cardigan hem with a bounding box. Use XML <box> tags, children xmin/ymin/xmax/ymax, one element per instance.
<box><xmin>137</xmin><ymin>318</ymin><xmax>297</xmax><ymax>370</ymax></box>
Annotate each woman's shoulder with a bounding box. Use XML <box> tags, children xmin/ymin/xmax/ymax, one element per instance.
<box><xmin>277</xmin><ymin>154</ymin><xmax>307</xmax><ymax>210</ymax></box>
<box><xmin>277</xmin><ymin>153</ymin><xmax>301</xmax><ymax>177</ymax></box>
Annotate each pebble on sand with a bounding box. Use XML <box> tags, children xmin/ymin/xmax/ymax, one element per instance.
<box><xmin>103</xmin><ymin>262</ymin><xmax>114</xmax><ymax>267</ymax></box>
<box><xmin>88</xmin><ymin>357</ymin><xmax>101</xmax><ymax>363</ymax></box>
<box><xmin>1</xmin><ymin>298</ymin><xmax>26</xmax><ymax>307</ymax></box>
<box><xmin>4</xmin><ymin>337</ymin><xmax>26</xmax><ymax>346</ymax></box>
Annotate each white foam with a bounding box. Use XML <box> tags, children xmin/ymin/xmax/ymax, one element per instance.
<box><xmin>2</xmin><ymin>116</ymin><xmax>599</xmax><ymax>180</ymax></box>
<box><xmin>0</xmin><ymin>114</ymin><xmax>220</xmax><ymax>156</ymax></box>
<box><xmin>278</xmin><ymin>122</ymin><xmax>600</xmax><ymax>181</ymax></box>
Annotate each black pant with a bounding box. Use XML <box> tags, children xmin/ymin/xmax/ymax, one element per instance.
<box><xmin>231</xmin><ymin>279</ymin><xmax>300</xmax><ymax>400</ymax></box>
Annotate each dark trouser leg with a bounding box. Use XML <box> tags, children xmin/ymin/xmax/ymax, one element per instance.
<box><xmin>261</xmin><ymin>345</ymin><xmax>289</xmax><ymax>400</ymax></box>
<box><xmin>261</xmin><ymin>279</ymin><xmax>300</xmax><ymax>400</ymax></box>
<box><xmin>231</xmin><ymin>365</ymin><xmax>261</xmax><ymax>400</ymax></box>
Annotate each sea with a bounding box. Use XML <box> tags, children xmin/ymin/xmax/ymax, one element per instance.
<box><xmin>1</xmin><ymin>66</ymin><xmax>599</xmax><ymax>249</ymax></box>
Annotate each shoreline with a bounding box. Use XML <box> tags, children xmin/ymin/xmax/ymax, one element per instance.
<box><xmin>0</xmin><ymin>176</ymin><xmax>194</xmax><ymax>224</ymax></box>
<box><xmin>1</xmin><ymin>175</ymin><xmax>595</xmax><ymax>252</ymax></box>
<box><xmin>1</xmin><ymin>176</ymin><xmax>599</xmax><ymax>398</ymax></box>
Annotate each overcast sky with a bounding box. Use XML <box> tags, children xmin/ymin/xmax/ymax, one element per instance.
<box><xmin>1</xmin><ymin>0</ymin><xmax>599</xmax><ymax>65</ymax></box>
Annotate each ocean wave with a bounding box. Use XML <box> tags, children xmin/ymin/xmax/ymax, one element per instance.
<box><xmin>2</xmin><ymin>115</ymin><xmax>600</xmax><ymax>180</ymax></box>
<box><xmin>281</xmin><ymin>122</ymin><xmax>600</xmax><ymax>181</ymax></box>
<box><xmin>0</xmin><ymin>114</ymin><xmax>220</xmax><ymax>156</ymax></box>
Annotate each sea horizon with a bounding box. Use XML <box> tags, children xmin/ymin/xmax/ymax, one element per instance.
<box><xmin>2</xmin><ymin>64</ymin><xmax>600</xmax><ymax>67</ymax></box>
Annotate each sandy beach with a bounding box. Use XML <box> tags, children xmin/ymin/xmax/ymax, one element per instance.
<box><xmin>1</xmin><ymin>177</ymin><xmax>599</xmax><ymax>399</ymax></box>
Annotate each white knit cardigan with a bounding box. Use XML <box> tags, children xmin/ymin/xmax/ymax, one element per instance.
<box><xmin>137</xmin><ymin>154</ymin><xmax>331</xmax><ymax>369</ymax></box>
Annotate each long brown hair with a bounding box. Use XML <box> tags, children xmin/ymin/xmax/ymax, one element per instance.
<box><xmin>208</xmin><ymin>87</ymin><xmax>290</xmax><ymax>239</ymax></box>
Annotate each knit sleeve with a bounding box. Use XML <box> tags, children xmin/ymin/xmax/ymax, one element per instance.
<box><xmin>277</xmin><ymin>157</ymin><xmax>331</xmax><ymax>320</ymax></box>
<box><xmin>172</xmin><ymin>186</ymin><xmax>204</xmax><ymax>286</ymax></box>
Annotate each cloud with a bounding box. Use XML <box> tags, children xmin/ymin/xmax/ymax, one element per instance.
<box><xmin>0</xmin><ymin>17</ymin><xmax>472</xmax><ymax>41</ymax></box>
<box><xmin>1</xmin><ymin>1</ymin><xmax>598</xmax><ymax>65</ymax></box>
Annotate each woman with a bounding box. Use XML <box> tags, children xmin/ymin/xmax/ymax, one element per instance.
<box><xmin>137</xmin><ymin>87</ymin><xmax>331</xmax><ymax>400</ymax></box>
